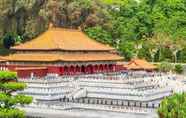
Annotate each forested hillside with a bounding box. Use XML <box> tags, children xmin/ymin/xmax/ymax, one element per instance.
<box><xmin>0</xmin><ymin>0</ymin><xmax>186</xmax><ymax>62</ymax></box>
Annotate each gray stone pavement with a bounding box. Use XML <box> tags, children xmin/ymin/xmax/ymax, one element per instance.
<box><xmin>25</xmin><ymin>107</ymin><xmax>158</xmax><ymax>118</ymax></box>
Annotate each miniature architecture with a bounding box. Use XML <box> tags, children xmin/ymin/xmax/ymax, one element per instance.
<box><xmin>125</xmin><ymin>59</ymin><xmax>157</xmax><ymax>70</ymax></box>
<box><xmin>0</xmin><ymin>26</ymin><xmax>173</xmax><ymax>113</ymax></box>
<box><xmin>0</xmin><ymin>25</ymin><xmax>124</xmax><ymax>77</ymax></box>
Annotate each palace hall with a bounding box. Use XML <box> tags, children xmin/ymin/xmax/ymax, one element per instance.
<box><xmin>0</xmin><ymin>25</ymin><xmax>124</xmax><ymax>78</ymax></box>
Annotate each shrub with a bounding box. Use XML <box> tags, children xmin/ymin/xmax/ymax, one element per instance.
<box><xmin>2</xmin><ymin>33</ymin><xmax>16</xmax><ymax>49</ymax></box>
<box><xmin>174</xmin><ymin>64</ymin><xmax>184</xmax><ymax>74</ymax></box>
<box><xmin>158</xmin><ymin>62</ymin><xmax>174</xmax><ymax>72</ymax></box>
<box><xmin>2</xmin><ymin>33</ymin><xmax>23</xmax><ymax>49</ymax></box>
<box><xmin>158</xmin><ymin>93</ymin><xmax>186</xmax><ymax>118</ymax></box>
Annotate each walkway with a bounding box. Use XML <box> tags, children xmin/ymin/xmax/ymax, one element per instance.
<box><xmin>24</xmin><ymin>107</ymin><xmax>158</xmax><ymax>118</ymax></box>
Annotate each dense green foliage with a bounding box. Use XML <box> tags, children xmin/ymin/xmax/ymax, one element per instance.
<box><xmin>0</xmin><ymin>0</ymin><xmax>186</xmax><ymax>62</ymax></box>
<box><xmin>158</xmin><ymin>93</ymin><xmax>186</xmax><ymax>118</ymax></box>
<box><xmin>158</xmin><ymin>62</ymin><xmax>174</xmax><ymax>72</ymax></box>
<box><xmin>85</xmin><ymin>26</ymin><xmax>113</xmax><ymax>45</ymax></box>
<box><xmin>0</xmin><ymin>71</ymin><xmax>32</xmax><ymax>118</ymax></box>
<box><xmin>2</xmin><ymin>33</ymin><xmax>23</xmax><ymax>49</ymax></box>
<box><xmin>157</xmin><ymin>62</ymin><xmax>184</xmax><ymax>74</ymax></box>
<box><xmin>0</xmin><ymin>0</ymin><xmax>111</xmax><ymax>39</ymax></box>
<box><xmin>174</xmin><ymin>64</ymin><xmax>184</xmax><ymax>74</ymax></box>
<box><xmin>2</xmin><ymin>33</ymin><xmax>16</xmax><ymax>49</ymax></box>
<box><xmin>87</xmin><ymin>0</ymin><xmax>186</xmax><ymax>62</ymax></box>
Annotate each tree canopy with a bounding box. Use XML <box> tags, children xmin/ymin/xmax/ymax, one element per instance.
<box><xmin>0</xmin><ymin>71</ymin><xmax>32</xmax><ymax>118</ymax></box>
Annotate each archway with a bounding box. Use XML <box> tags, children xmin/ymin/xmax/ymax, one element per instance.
<box><xmin>64</xmin><ymin>66</ymin><xmax>69</xmax><ymax>75</ymax></box>
<box><xmin>94</xmin><ymin>65</ymin><xmax>98</xmax><ymax>73</ymax></box>
<box><xmin>109</xmin><ymin>64</ymin><xmax>113</xmax><ymax>72</ymax></box>
<box><xmin>81</xmin><ymin>65</ymin><xmax>85</xmax><ymax>73</ymax></box>
<box><xmin>99</xmin><ymin>64</ymin><xmax>104</xmax><ymax>72</ymax></box>
<box><xmin>87</xmin><ymin>65</ymin><xmax>93</xmax><ymax>74</ymax></box>
<box><xmin>104</xmin><ymin>64</ymin><xmax>108</xmax><ymax>72</ymax></box>
<box><xmin>75</xmin><ymin>65</ymin><xmax>80</xmax><ymax>74</ymax></box>
<box><xmin>70</xmin><ymin>66</ymin><xmax>75</xmax><ymax>75</ymax></box>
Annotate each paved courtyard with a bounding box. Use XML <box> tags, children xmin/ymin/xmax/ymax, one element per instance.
<box><xmin>25</xmin><ymin>107</ymin><xmax>158</xmax><ymax>118</ymax></box>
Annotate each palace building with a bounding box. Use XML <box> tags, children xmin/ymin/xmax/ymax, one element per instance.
<box><xmin>0</xmin><ymin>25</ymin><xmax>173</xmax><ymax>114</ymax></box>
<box><xmin>0</xmin><ymin>25</ymin><xmax>124</xmax><ymax>78</ymax></box>
<box><xmin>125</xmin><ymin>59</ymin><xmax>157</xmax><ymax>71</ymax></box>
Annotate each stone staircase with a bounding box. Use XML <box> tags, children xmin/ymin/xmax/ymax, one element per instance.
<box><xmin>67</xmin><ymin>78</ymin><xmax>87</xmax><ymax>99</ymax></box>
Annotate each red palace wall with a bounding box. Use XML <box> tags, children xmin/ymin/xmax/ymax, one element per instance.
<box><xmin>0</xmin><ymin>64</ymin><xmax>125</xmax><ymax>78</ymax></box>
<box><xmin>1</xmin><ymin>65</ymin><xmax>48</xmax><ymax>78</ymax></box>
<box><xmin>17</xmin><ymin>69</ymin><xmax>48</xmax><ymax>78</ymax></box>
<box><xmin>47</xmin><ymin>66</ymin><xmax>61</xmax><ymax>74</ymax></box>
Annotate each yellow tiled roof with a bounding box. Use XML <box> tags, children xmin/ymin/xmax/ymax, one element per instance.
<box><xmin>126</xmin><ymin>59</ymin><xmax>157</xmax><ymax>70</ymax></box>
<box><xmin>0</xmin><ymin>56</ymin><xmax>6</xmax><ymax>62</ymax></box>
<box><xmin>11</xmin><ymin>28</ymin><xmax>114</xmax><ymax>51</ymax></box>
<box><xmin>2</xmin><ymin>53</ymin><xmax>123</xmax><ymax>62</ymax></box>
<box><xmin>125</xmin><ymin>63</ymin><xmax>141</xmax><ymax>70</ymax></box>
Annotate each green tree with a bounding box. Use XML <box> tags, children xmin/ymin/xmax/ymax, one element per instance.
<box><xmin>152</xmin><ymin>0</ymin><xmax>186</xmax><ymax>39</ymax></box>
<box><xmin>144</xmin><ymin>39</ymin><xmax>158</xmax><ymax>62</ymax></box>
<box><xmin>174</xmin><ymin>64</ymin><xmax>184</xmax><ymax>74</ymax></box>
<box><xmin>2</xmin><ymin>33</ymin><xmax>23</xmax><ymax>49</ymax></box>
<box><xmin>179</xmin><ymin>48</ymin><xmax>186</xmax><ymax>63</ymax></box>
<box><xmin>138</xmin><ymin>43</ymin><xmax>151</xmax><ymax>61</ymax></box>
<box><xmin>158</xmin><ymin>62</ymin><xmax>174</xmax><ymax>72</ymax></box>
<box><xmin>149</xmin><ymin>33</ymin><xmax>171</xmax><ymax>62</ymax></box>
<box><xmin>0</xmin><ymin>71</ymin><xmax>32</xmax><ymax>118</ymax></box>
<box><xmin>168</xmin><ymin>39</ymin><xmax>186</xmax><ymax>63</ymax></box>
<box><xmin>102</xmin><ymin>0</ymin><xmax>128</xmax><ymax>5</ymax></box>
<box><xmin>2</xmin><ymin>33</ymin><xmax>16</xmax><ymax>49</ymax></box>
<box><xmin>158</xmin><ymin>93</ymin><xmax>186</xmax><ymax>118</ymax></box>
<box><xmin>119</xmin><ymin>40</ymin><xmax>136</xmax><ymax>61</ymax></box>
<box><xmin>85</xmin><ymin>26</ymin><xmax>113</xmax><ymax>45</ymax></box>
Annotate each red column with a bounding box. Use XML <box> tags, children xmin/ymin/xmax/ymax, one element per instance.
<box><xmin>89</xmin><ymin>65</ymin><xmax>93</xmax><ymax>74</ymax></box>
<box><xmin>109</xmin><ymin>64</ymin><xmax>113</xmax><ymax>72</ymax></box>
<box><xmin>88</xmin><ymin>65</ymin><xmax>93</xmax><ymax>74</ymax></box>
<box><xmin>113</xmin><ymin>64</ymin><xmax>116</xmax><ymax>72</ymax></box>
<box><xmin>80</xmin><ymin>66</ymin><xmax>85</xmax><ymax>74</ymax></box>
<box><xmin>102</xmin><ymin>65</ymin><xmax>104</xmax><ymax>72</ymax></box>
<box><xmin>92</xmin><ymin>65</ymin><xmax>95</xmax><ymax>73</ymax></box>
<box><xmin>64</xmin><ymin>66</ymin><xmax>67</xmax><ymax>75</ymax></box>
<box><xmin>97</xmin><ymin>65</ymin><xmax>100</xmax><ymax>73</ymax></box>
<box><xmin>60</xmin><ymin>67</ymin><xmax>64</xmax><ymax>75</ymax></box>
<box><xmin>69</xmin><ymin>66</ymin><xmax>72</xmax><ymax>75</ymax></box>
<box><xmin>85</xmin><ymin>66</ymin><xmax>89</xmax><ymax>74</ymax></box>
<box><xmin>94</xmin><ymin>65</ymin><xmax>97</xmax><ymax>73</ymax></box>
<box><xmin>70</xmin><ymin>66</ymin><xmax>75</xmax><ymax>75</ymax></box>
<box><xmin>86</xmin><ymin>66</ymin><xmax>89</xmax><ymax>74</ymax></box>
<box><xmin>73</xmin><ymin>66</ymin><xmax>76</xmax><ymax>75</ymax></box>
<box><xmin>77</xmin><ymin>66</ymin><xmax>81</xmax><ymax>74</ymax></box>
<box><xmin>105</xmin><ymin>65</ymin><xmax>108</xmax><ymax>72</ymax></box>
<box><xmin>75</xmin><ymin>66</ymin><xmax>79</xmax><ymax>75</ymax></box>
